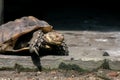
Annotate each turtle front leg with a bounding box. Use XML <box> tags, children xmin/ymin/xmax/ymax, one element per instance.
<box><xmin>29</xmin><ymin>30</ymin><xmax>44</xmax><ymax>56</ymax></box>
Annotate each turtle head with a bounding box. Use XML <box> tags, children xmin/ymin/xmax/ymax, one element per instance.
<box><xmin>43</xmin><ymin>31</ymin><xmax>64</xmax><ymax>45</ymax></box>
<box><xmin>29</xmin><ymin>30</ymin><xmax>68</xmax><ymax>56</ymax></box>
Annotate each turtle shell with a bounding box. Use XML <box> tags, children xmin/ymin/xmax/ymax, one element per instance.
<box><xmin>0</xmin><ymin>16</ymin><xmax>53</xmax><ymax>43</ymax></box>
<box><xmin>0</xmin><ymin>16</ymin><xmax>53</xmax><ymax>53</ymax></box>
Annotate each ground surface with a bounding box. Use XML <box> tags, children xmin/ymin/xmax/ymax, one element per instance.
<box><xmin>0</xmin><ymin>31</ymin><xmax>120</xmax><ymax>80</ymax></box>
<box><xmin>0</xmin><ymin>69</ymin><xmax>120</xmax><ymax>80</ymax></box>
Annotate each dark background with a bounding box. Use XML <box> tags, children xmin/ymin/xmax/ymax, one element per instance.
<box><xmin>4</xmin><ymin>0</ymin><xmax>120</xmax><ymax>31</ymax></box>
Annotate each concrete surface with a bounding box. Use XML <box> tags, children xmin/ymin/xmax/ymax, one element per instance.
<box><xmin>0</xmin><ymin>31</ymin><xmax>120</xmax><ymax>71</ymax></box>
<box><xmin>41</xmin><ymin>31</ymin><xmax>120</xmax><ymax>70</ymax></box>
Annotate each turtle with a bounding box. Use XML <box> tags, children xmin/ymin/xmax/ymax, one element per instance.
<box><xmin>0</xmin><ymin>16</ymin><xmax>68</xmax><ymax>56</ymax></box>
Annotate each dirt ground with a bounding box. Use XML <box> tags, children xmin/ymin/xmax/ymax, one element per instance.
<box><xmin>0</xmin><ymin>69</ymin><xmax>119</xmax><ymax>80</ymax></box>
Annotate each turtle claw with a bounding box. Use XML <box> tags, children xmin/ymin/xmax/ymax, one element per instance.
<box><xmin>33</xmin><ymin>47</ymin><xmax>39</xmax><ymax>56</ymax></box>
